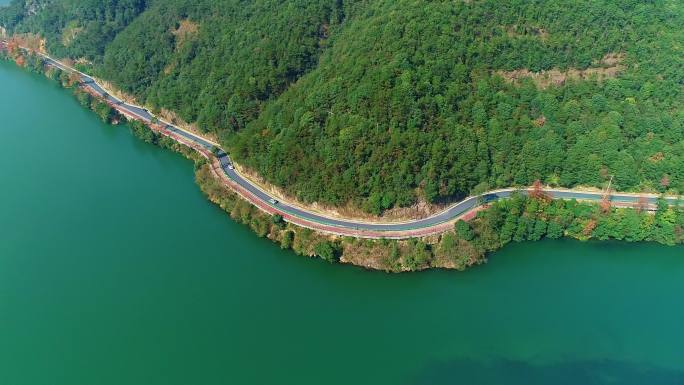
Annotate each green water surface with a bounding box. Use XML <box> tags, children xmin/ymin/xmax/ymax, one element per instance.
<box><xmin>1</xmin><ymin>61</ymin><xmax>684</xmax><ymax>385</ymax></box>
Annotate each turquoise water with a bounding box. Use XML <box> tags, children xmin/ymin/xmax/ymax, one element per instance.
<box><xmin>1</xmin><ymin>60</ymin><xmax>684</xmax><ymax>384</ymax></box>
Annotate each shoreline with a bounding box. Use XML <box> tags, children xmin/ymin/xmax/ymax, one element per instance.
<box><xmin>1</xmin><ymin>47</ymin><xmax>682</xmax><ymax>272</ymax></box>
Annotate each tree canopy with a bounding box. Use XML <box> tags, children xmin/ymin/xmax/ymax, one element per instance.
<box><xmin>2</xmin><ymin>0</ymin><xmax>682</xmax><ymax>213</ymax></box>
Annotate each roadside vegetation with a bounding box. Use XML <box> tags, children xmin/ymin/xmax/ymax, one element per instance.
<box><xmin>465</xmin><ymin>193</ymin><xmax>684</xmax><ymax>258</ymax></box>
<box><xmin>195</xmin><ymin>162</ymin><xmax>684</xmax><ymax>272</ymax></box>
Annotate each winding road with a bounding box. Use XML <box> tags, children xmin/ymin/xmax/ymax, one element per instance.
<box><xmin>23</xmin><ymin>48</ymin><xmax>684</xmax><ymax>238</ymax></box>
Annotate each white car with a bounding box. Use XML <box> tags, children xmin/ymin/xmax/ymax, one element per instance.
<box><xmin>268</xmin><ymin>198</ymin><xmax>278</xmax><ymax>205</ymax></box>
<box><xmin>228</xmin><ymin>164</ymin><xmax>234</xmax><ymax>170</ymax></box>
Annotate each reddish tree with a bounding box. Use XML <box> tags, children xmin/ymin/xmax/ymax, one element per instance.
<box><xmin>582</xmin><ymin>219</ymin><xmax>597</xmax><ymax>237</ymax></box>
<box><xmin>636</xmin><ymin>196</ymin><xmax>649</xmax><ymax>213</ymax></box>
<box><xmin>661</xmin><ymin>174</ymin><xmax>670</xmax><ymax>189</ymax></box>
<box><xmin>529</xmin><ymin>180</ymin><xmax>550</xmax><ymax>202</ymax></box>
<box><xmin>67</xmin><ymin>72</ymin><xmax>81</xmax><ymax>86</ymax></box>
<box><xmin>600</xmin><ymin>195</ymin><xmax>612</xmax><ymax>213</ymax></box>
<box><xmin>6</xmin><ymin>38</ymin><xmax>18</xmax><ymax>55</ymax></box>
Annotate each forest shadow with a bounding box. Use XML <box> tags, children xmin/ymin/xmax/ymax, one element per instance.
<box><xmin>410</xmin><ymin>358</ymin><xmax>684</xmax><ymax>385</ymax></box>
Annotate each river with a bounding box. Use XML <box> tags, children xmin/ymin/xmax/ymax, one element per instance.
<box><xmin>2</xmin><ymin>60</ymin><xmax>684</xmax><ymax>384</ymax></box>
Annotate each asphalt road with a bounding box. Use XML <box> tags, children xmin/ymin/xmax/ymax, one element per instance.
<box><xmin>37</xmin><ymin>53</ymin><xmax>683</xmax><ymax>233</ymax></box>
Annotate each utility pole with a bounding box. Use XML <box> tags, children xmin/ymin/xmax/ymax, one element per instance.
<box><xmin>604</xmin><ymin>174</ymin><xmax>614</xmax><ymax>197</ymax></box>
<box><xmin>600</xmin><ymin>175</ymin><xmax>614</xmax><ymax>213</ymax></box>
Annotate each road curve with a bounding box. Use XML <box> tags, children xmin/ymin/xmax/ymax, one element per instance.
<box><xmin>24</xmin><ymin>49</ymin><xmax>684</xmax><ymax>238</ymax></box>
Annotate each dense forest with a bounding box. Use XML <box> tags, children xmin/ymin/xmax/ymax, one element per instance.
<box><xmin>433</xmin><ymin>191</ymin><xmax>684</xmax><ymax>271</ymax></box>
<box><xmin>2</xmin><ymin>0</ymin><xmax>683</xmax><ymax>214</ymax></box>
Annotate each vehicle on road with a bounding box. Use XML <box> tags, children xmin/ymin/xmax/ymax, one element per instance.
<box><xmin>268</xmin><ymin>198</ymin><xmax>278</xmax><ymax>205</ymax></box>
<box><xmin>228</xmin><ymin>164</ymin><xmax>234</xmax><ymax>170</ymax></box>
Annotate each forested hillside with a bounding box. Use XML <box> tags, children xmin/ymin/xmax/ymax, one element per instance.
<box><xmin>2</xmin><ymin>0</ymin><xmax>683</xmax><ymax>213</ymax></box>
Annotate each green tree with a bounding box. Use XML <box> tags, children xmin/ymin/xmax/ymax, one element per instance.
<box><xmin>93</xmin><ymin>101</ymin><xmax>116</xmax><ymax>123</ymax></box>
<box><xmin>280</xmin><ymin>230</ymin><xmax>294</xmax><ymax>250</ymax></box>
<box><xmin>455</xmin><ymin>220</ymin><xmax>474</xmax><ymax>241</ymax></box>
<box><xmin>272</xmin><ymin>214</ymin><xmax>285</xmax><ymax>229</ymax></box>
<box><xmin>546</xmin><ymin>220</ymin><xmax>564</xmax><ymax>239</ymax></box>
<box><xmin>529</xmin><ymin>219</ymin><xmax>548</xmax><ymax>241</ymax></box>
<box><xmin>315</xmin><ymin>241</ymin><xmax>340</xmax><ymax>263</ymax></box>
<box><xmin>75</xmin><ymin>90</ymin><xmax>93</xmax><ymax>108</ymax></box>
